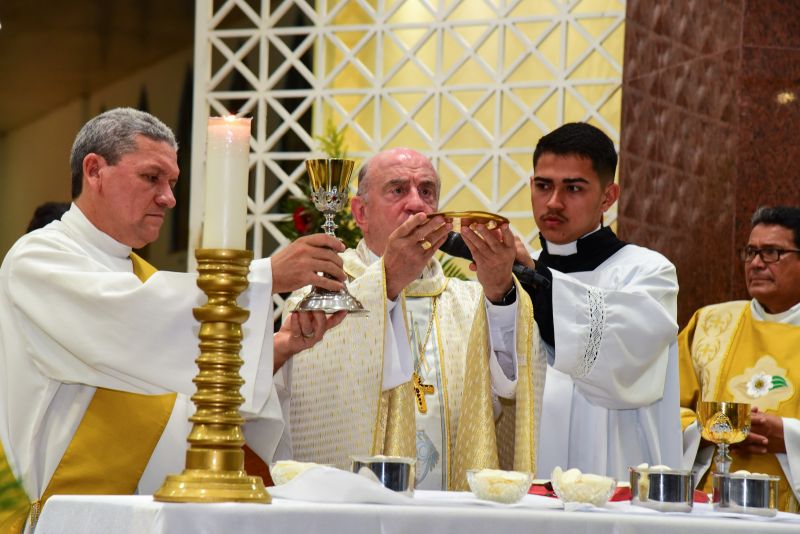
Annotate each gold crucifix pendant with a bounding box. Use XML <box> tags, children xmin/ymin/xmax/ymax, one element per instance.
<box><xmin>413</xmin><ymin>372</ymin><xmax>435</xmax><ymax>414</ymax></box>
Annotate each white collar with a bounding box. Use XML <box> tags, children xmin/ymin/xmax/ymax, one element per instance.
<box><xmin>751</xmin><ymin>299</ymin><xmax>800</xmax><ymax>325</ymax></box>
<box><xmin>546</xmin><ymin>224</ymin><xmax>603</xmax><ymax>256</ymax></box>
<box><xmin>61</xmin><ymin>203</ymin><xmax>133</xmax><ymax>261</ymax></box>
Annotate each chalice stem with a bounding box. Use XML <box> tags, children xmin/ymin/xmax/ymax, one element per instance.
<box><xmin>715</xmin><ymin>443</ymin><xmax>732</xmax><ymax>474</ymax></box>
<box><xmin>322</xmin><ymin>212</ymin><xmax>338</xmax><ymax>236</ymax></box>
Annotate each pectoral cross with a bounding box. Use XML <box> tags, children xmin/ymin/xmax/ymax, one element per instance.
<box><xmin>413</xmin><ymin>372</ymin><xmax>435</xmax><ymax>414</ymax></box>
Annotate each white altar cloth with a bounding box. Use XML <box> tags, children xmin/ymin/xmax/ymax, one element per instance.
<box><xmin>34</xmin><ymin>492</ymin><xmax>800</xmax><ymax>534</ymax></box>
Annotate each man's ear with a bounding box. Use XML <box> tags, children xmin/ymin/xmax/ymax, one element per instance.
<box><xmin>350</xmin><ymin>195</ymin><xmax>367</xmax><ymax>229</ymax></box>
<box><xmin>601</xmin><ymin>182</ymin><xmax>619</xmax><ymax>212</ymax></box>
<box><xmin>82</xmin><ymin>153</ymin><xmax>105</xmax><ymax>192</ymax></box>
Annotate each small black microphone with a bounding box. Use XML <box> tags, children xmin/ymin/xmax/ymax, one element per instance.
<box><xmin>438</xmin><ymin>232</ymin><xmax>551</xmax><ymax>290</ymax></box>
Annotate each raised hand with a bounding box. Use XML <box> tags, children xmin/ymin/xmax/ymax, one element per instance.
<box><xmin>461</xmin><ymin>223</ymin><xmax>515</xmax><ymax>303</ymax></box>
<box><xmin>273</xmin><ymin>310</ymin><xmax>347</xmax><ymax>373</ymax></box>
<box><xmin>383</xmin><ymin>213</ymin><xmax>451</xmax><ymax>299</ymax></box>
<box><xmin>271</xmin><ymin>234</ymin><xmax>346</xmax><ymax>294</ymax></box>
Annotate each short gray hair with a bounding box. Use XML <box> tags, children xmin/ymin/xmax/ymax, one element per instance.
<box><xmin>70</xmin><ymin>107</ymin><xmax>177</xmax><ymax>198</ymax></box>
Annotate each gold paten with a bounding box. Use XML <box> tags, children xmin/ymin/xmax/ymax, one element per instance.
<box><xmin>427</xmin><ymin>210</ymin><xmax>509</xmax><ymax>231</ymax></box>
<box><xmin>154</xmin><ymin>248</ymin><xmax>270</xmax><ymax>504</ymax></box>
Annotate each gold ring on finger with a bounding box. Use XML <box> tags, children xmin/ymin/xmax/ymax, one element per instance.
<box><xmin>420</xmin><ymin>240</ymin><xmax>432</xmax><ymax>251</ymax></box>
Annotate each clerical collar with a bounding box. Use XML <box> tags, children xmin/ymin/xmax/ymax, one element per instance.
<box><xmin>545</xmin><ymin>225</ymin><xmax>601</xmax><ymax>256</ymax></box>
<box><xmin>537</xmin><ymin>225</ymin><xmax>626</xmax><ymax>273</ymax></box>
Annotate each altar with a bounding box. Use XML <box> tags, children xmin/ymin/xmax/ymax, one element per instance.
<box><xmin>35</xmin><ymin>492</ymin><xmax>800</xmax><ymax>534</ymax></box>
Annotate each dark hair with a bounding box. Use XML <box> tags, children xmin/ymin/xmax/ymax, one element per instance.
<box><xmin>533</xmin><ymin>122</ymin><xmax>617</xmax><ymax>185</ymax></box>
<box><xmin>751</xmin><ymin>206</ymin><xmax>800</xmax><ymax>248</ymax></box>
<box><xmin>26</xmin><ymin>202</ymin><xmax>71</xmax><ymax>233</ymax></box>
<box><xmin>70</xmin><ymin>108</ymin><xmax>177</xmax><ymax>199</ymax></box>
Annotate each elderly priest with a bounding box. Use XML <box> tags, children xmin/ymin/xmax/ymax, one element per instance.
<box><xmin>0</xmin><ymin>108</ymin><xmax>344</xmax><ymax>531</ymax></box>
<box><xmin>286</xmin><ymin>148</ymin><xmax>544</xmax><ymax>491</ymax></box>
<box><xmin>680</xmin><ymin>205</ymin><xmax>800</xmax><ymax>511</ymax></box>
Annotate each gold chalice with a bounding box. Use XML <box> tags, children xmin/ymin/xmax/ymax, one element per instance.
<box><xmin>295</xmin><ymin>158</ymin><xmax>367</xmax><ymax>314</ymax></box>
<box><xmin>697</xmin><ymin>401</ymin><xmax>751</xmax><ymax>475</ymax></box>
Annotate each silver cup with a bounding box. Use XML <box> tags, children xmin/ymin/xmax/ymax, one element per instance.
<box><xmin>295</xmin><ymin>158</ymin><xmax>367</xmax><ymax>315</ymax></box>
<box><xmin>351</xmin><ymin>456</ymin><xmax>415</xmax><ymax>496</ymax></box>
<box><xmin>713</xmin><ymin>473</ymin><xmax>779</xmax><ymax>517</ymax></box>
<box><xmin>629</xmin><ymin>467</ymin><xmax>694</xmax><ymax>513</ymax></box>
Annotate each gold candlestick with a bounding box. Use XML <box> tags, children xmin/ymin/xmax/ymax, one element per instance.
<box><xmin>154</xmin><ymin>248</ymin><xmax>270</xmax><ymax>503</ymax></box>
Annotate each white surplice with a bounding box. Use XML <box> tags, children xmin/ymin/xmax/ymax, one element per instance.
<box><xmin>0</xmin><ymin>204</ymin><xmax>288</xmax><ymax>500</ymax></box>
<box><xmin>534</xmin><ymin>240</ymin><xmax>683</xmax><ymax>480</ymax></box>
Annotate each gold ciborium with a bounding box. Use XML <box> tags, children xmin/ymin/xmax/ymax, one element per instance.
<box><xmin>295</xmin><ymin>158</ymin><xmax>367</xmax><ymax>314</ymax></box>
<box><xmin>697</xmin><ymin>401</ymin><xmax>751</xmax><ymax>475</ymax></box>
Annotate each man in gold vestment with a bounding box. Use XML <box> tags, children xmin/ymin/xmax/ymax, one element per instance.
<box><xmin>287</xmin><ymin>148</ymin><xmax>544</xmax><ymax>491</ymax></box>
<box><xmin>680</xmin><ymin>206</ymin><xmax>800</xmax><ymax>511</ymax></box>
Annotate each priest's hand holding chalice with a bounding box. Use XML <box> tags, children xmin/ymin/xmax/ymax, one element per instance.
<box><xmin>294</xmin><ymin>158</ymin><xmax>368</xmax><ymax>315</ymax></box>
<box><xmin>697</xmin><ymin>400</ymin><xmax>751</xmax><ymax>475</ymax></box>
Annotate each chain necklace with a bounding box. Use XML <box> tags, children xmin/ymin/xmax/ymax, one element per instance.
<box><xmin>407</xmin><ymin>296</ymin><xmax>438</xmax><ymax>414</ymax></box>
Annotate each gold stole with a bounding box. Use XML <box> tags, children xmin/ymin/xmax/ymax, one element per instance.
<box><xmin>0</xmin><ymin>253</ymin><xmax>177</xmax><ymax>533</ymax></box>
<box><xmin>450</xmin><ymin>277</ymin><xmax>538</xmax><ymax>490</ymax></box>
<box><xmin>363</xmin><ymin>250</ymin><xmax>539</xmax><ymax>490</ymax></box>
<box><xmin>680</xmin><ymin>301</ymin><xmax>800</xmax><ymax>511</ymax></box>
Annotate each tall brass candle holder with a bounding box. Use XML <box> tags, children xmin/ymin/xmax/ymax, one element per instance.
<box><xmin>154</xmin><ymin>248</ymin><xmax>269</xmax><ymax>503</ymax></box>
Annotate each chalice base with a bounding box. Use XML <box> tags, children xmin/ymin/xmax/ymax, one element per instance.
<box><xmin>295</xmin><ymin>286</ymin><xmax>368</xmax><ymax>315</ymax></box>
<box><xmin>154</xmin><ymin>468</ymin><xmax>270</xmax><ymax>503</ymax></box>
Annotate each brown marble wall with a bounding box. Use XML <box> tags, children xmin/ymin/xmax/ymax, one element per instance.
<box><xmin>619</xmin><ymin>0</ymin><xmax>800</xmax><ymax>327</ymax></box>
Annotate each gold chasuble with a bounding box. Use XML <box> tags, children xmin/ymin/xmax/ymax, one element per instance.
<box><xmin>679</xmin><ymin>300</ymin><xmax>800</xmax><ymax>511</ymax></box>
<box><xmin>0</xmin><ymin>253</ymin><xmax>176</xmax><ymax>533</ymax></box>
<box><xmin>289</xmin><ymin>241</ymin><xmax>543</xmax><ymax>490</ymax></box>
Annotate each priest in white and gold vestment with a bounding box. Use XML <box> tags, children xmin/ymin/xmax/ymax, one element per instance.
<box><xmin>0</xmin><ymin>108</ymin><xmax>345</xmax><ymax>532</ymax></box>
<box><xmin>680</xmin><ymin>206</ymin><xmax>800</xmax><ymax>511</ymax></box>
<box><xmin>287</xmin><ymin>148</ymin><xmax>545</xmax><ymax>491</ymax></box>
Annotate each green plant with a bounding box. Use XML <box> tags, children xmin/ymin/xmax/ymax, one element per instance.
<box><xmin>440</xmin><ymin>256</ymin><xmax>470</xmax><ymax>280</ymax></box>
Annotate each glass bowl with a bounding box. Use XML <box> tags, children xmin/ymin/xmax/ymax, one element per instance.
<box><xmin>467</xmin><ymin>469</ymin><xmax>534</xmax><ymax>504</ymax></box>
<box><xmin>551</xmin><ymin>466</ymin><xmax>616</xmax><ymax>507</ymax></box>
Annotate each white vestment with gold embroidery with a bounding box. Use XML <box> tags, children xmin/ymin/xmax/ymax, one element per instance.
<box><xmin>286</xmin><ymin>240</ymin><xmax>544</xmax><ymax>490</ymax></box>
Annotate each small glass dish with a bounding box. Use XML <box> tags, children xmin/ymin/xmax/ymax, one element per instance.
<box><xmin>551</xmin><ymin>466</ymin><xmax>616</xmax><ymax>507</ymax></box>
<box><xmin>467</xmin><ymin>469</ymin><xmax>534</xmax><ymax>504</ymax></box>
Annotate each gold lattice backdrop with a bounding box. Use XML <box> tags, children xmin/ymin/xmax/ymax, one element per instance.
<box><xmin>189</xmin><ymin>0</ymin><xmax>625</xmax><ymax>308</ymax></box>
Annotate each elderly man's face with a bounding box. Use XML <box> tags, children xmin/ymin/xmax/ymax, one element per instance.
<box><xmin>91</xmin><ymin>135</ymin><xmax>179</xmax><ymax>248</ymax></box>
<box><xmin>353</xmin><ymin>149</ymin><xmax>439</xmax><ymax>255</ymax></box>
<box><xmin>745</xmin><ymin>224</ymin><xmax>800</xmax><ymax>314</ymax></box>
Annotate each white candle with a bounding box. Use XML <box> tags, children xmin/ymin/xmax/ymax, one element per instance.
<box><xmin>202</xmin><ymin>116</ymin><xmax>251</xmax><ymax>249</ymax></box>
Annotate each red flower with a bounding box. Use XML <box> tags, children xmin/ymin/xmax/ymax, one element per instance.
<box><xmin>292</xmin><ymin>206</ymin><xmax>313</xmax><ymax>234</ymax></box>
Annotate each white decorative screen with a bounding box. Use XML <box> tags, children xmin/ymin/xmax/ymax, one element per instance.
<box><xmin>190</xmin><ymin>0</ymin><xmax>625</xmax><ymax>310</ymax></box>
